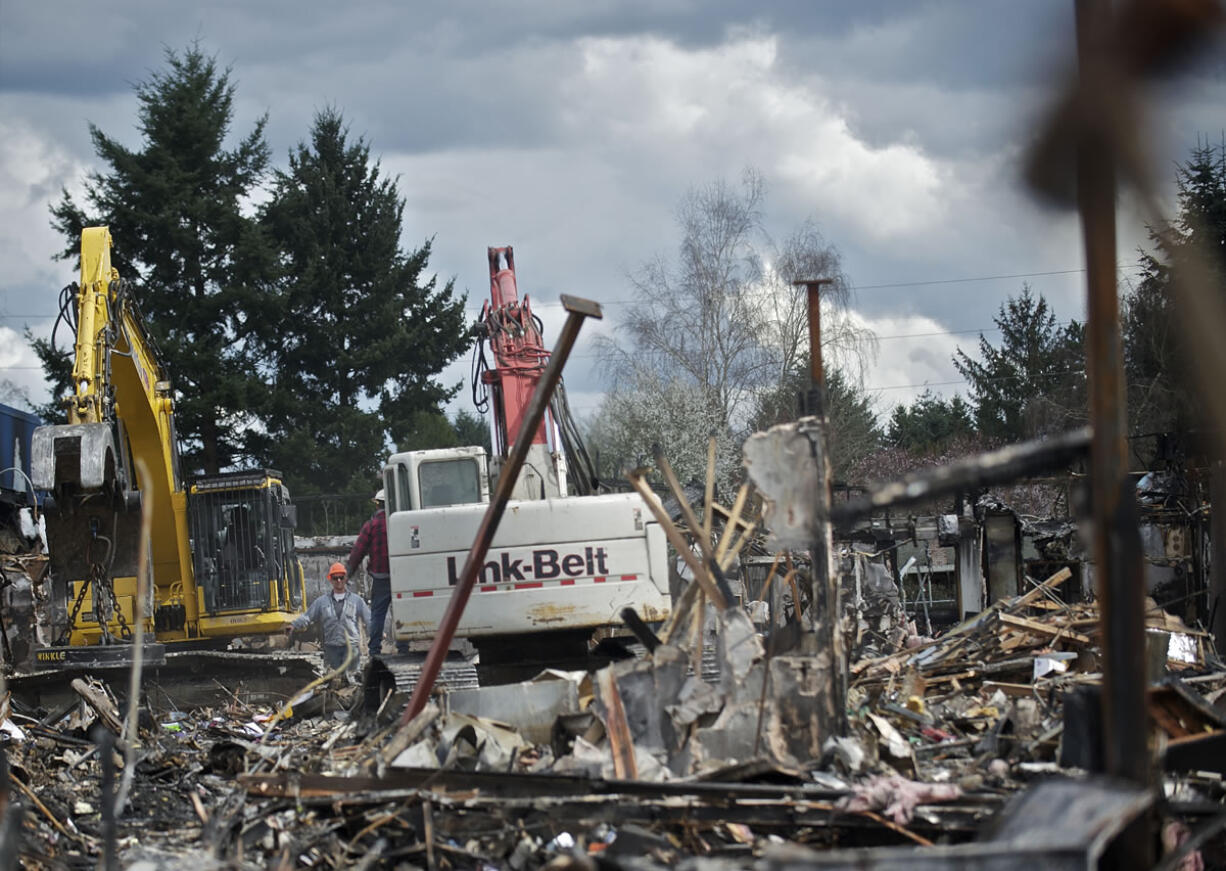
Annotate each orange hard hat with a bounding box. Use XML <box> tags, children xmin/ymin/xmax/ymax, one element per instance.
<box><xmin>328</xmin><ymin>562</ymin><xmax>347</xmax><ymax>579</ymax></box>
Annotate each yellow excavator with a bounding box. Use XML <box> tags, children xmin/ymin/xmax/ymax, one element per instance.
<box><xmin>28</xmin><ymin>227</ymin><xmax>307</xmax><ymax>673</ymax></box>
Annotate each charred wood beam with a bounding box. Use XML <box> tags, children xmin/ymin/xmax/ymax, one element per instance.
<box><xmin>240</xmin><ymin>768</ymin><xmax>851</xmax><ymax>801</ymax></box>
<box><xmin>237</xmin><ymin>771</ymin><xmax>997</xmax><ymax>836</ymax></box>
<box><xmin>831</xmin><ymin>427</ymin><xmax>1091</xmax><ymax>527</ymax></box>
<box><xmin>1073</xmin><ymin>0</ymin><xmax>1150</xmax><ymax>814</ymax></box>
<box><xmin>620</xmin><ymin>607</ymin><xmax>661</xmax><ymax>652</ymax></box>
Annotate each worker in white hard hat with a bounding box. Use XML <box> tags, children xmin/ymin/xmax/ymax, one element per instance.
<box><xmin>347</xmin><ymin>488</ymin><xmax>406</xmax><ymax>656</ymax></box>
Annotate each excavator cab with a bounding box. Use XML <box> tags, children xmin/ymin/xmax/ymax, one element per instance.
<box><xmin>187</xmin><ymin>470</ymin><xmax>304</xmax><ymax>618</ymax></box>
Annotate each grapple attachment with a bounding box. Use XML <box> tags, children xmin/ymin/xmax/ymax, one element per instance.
<box><xmin>31</xmin><ymin>422</ymin><xmax>143</xmax><ymax>580</ymax></box>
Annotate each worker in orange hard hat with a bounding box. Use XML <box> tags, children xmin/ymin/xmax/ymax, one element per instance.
<box><xmin>288</xmin><ymin>562</ymin><xmax>370</xmax><ymax>677</ymax></box>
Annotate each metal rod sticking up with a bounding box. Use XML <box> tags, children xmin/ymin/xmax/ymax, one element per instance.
<box><xmin>794</xmin><ymin>276</ymin><xmax>845</xmax><ymax>733</ymax></box>
<box><xmin>398</xmin><ymin>295</ymin><xmax>603</xmax><ymax>726</ymax></box>
<box><xmin>794</xmin><ymin>278</ymin><xmax>833</xmax><ymax>418</ymax></box>
<box><xmin>1074</xmin><ymin>0</ymin><xmax>1149</xmax><ymax>790</ymax></box>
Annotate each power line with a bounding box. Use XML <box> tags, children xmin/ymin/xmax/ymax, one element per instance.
<box><xmin>560</xmin><ymin>318</ymin><xmax>1085</xmax><ymax>360</ymax></box>
<box><xmin>4</xmin><ymin>265</ymin><xmax>1145</xmax><ymax>321</ymax></box>
<box><xmin>567</xmin><ymin>366</ymin><xmax>1088</xmax><ymax>412</ymax></box>
<box><xmin>864</xmin><ymin>378</ymin><xmax>967</xmax><ymax>392</ymax></box>
<box><xmin>852</xmin><ymin>267</ymin><xmax>1102</xmax><ymax>292</ymax></box>
<box><xmin>586</xmin><ymin>264</ymin><xmax>1146</xmax><ymax>306</ymax></box>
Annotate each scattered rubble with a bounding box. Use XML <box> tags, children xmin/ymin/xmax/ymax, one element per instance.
<box><xmin>5</xmin><ymin>427</ymin><xmax>1226</xmax><ymax>869</ymax></box>
<box><xmin>5</xmin><ymin>533</ymin><xmax>1225</xmax><ymax>869</ymax></box>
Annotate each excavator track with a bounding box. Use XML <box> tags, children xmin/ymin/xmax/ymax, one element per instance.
<box><xmin>8</xmin><ymin>647</ymin><xmax>324</xmax><ymax>712</ymax></box>
<box><xmin>363</xmin><ymin>651</ymin><xmax>481</xmax><ymax>714</ymax></box>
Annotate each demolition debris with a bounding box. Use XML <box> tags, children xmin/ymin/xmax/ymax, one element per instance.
<box><xmin>4</xmin><ymin>485</ymin><xmax>1226</xmax><ymax>869</ymax></box>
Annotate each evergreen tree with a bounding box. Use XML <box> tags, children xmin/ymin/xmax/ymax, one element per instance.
<box><xmin>1124</xmin><ymin>138</ymin><xmax>1226</xmax><ymax>437</ymax></box>
<box><xmin>886</xmin><ymin>390</ymin><xmax>975</xmax><ymax>453</ymax></box>
<box><xmin>396</xmin><ymin>410</ymin><xmax>463</xmax><ymax>453</ymax></box>
<box><xmin>253</xmin><ymin>108</ymin><xmax>470</xmax><ymax>498</ymax></box>
<box><xmin>453</xmin><ymin>409</ymin><xmax>491</xmax><ymax>453</ymax></box>
<box><xmin>749</xmin><ymin>363</ymin><xmax>881</xmax><ymax>482</ymax></box>
<box><xmin>953</xmin><ymin>286</ymin><xmax>1086</xmax><ymax>442</ymax></box>
<box><xmin>48</xmin><ymin>45</ymin><xmax>272</xmax><ymax>474</ymax></box>
<box><xmin>25</xmin><ymin>325</ymin><xmax>72</xmax><ymax>422</ymax></box>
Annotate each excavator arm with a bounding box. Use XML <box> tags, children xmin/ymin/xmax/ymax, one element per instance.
<box><xmin>32</xmin><ymin>227</ymin><xmax>195</xmax><ymax>642</ymax></box>
<box><xmin>479</xmin><ymin>247</ymin><xmax>598</xmax><ymax>498</ymax></box>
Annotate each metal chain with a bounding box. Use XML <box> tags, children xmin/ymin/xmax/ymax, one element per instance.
<box><xmin>57</xmin><ymin>576</ymin><xmax>94</xmax><ymax>646</ymax></box>
<box><xmin>103</xmin><ymin>569</ymin><xmax>132</xmax><ymax>641</ymax></box>
<box><xmin>56</xmin><ymin>562</ymin><xmax>132</xmax><ymax>645</ymax></box>
<box><xmin>90</xmin><ymin>563</ymin><xmax>115</xmax><ymax>645</ymax></box>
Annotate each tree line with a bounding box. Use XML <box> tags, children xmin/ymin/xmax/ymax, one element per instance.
<box><xmin>29</xmin><ymin>46</ymin><xmax>482</xmax><ymax>504</ymax></box>
<box><xmin>589</xmin><ymin>139</ymin><xmax>1226</xmax><ymax>488</ymax></box>
<box><xmin>27</xmin><ymin>44</ymin><xmax>1222</xmax><ymax>505</ymax></box>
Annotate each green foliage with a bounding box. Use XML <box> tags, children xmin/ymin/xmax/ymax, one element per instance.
<box><xmin>1124</xmin><ymin>138</ymin><xmax>1226</xmax><ymax>438</ymax></box>
<box><xmin>252</xmin><ymin>108</ymin><xmax>471</xmax><ymax>497</ymax></box>
<box><xmin>48</xmin><ymin>44</ymin><xmax>272</xmax><ymax>474</ymax></box>
<box><xmin>25</xmin><ymin>326</ymin><xmax>71</xmax><ymax>422</ymax></box>
<box><xmin>397</xmin><ymin>411</ymin><xmax>460</xmax><ymax>453</ymax></box>
<box><xmin>750</xmin><ymin>362</ymin><xmax>881</xmax><ymax>481</ymax></box>
<box><xmin>452</xmin><ymin>409</ymin><xmax>491</xmax><ymax>453</ymax></box>
<box><xmin>952</xmin><ymin>285</ymin><xmax>1086</xmax><ymax>443</ymax></box>
<box><xmin>886</xmin><ymin>390</ymin><xmax>974</xmax><ymax>453</ymax></box>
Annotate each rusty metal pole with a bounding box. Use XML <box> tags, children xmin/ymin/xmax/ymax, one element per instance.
<box><xmin>795</xmin><ymin>278</ymin><xmax>833</xmax><ymax>418</ymax></box>
<box><xmin>1075</xmin><ymin>0</ymin><xmax>1149</xmax><ymax>790</ymax></box>
<box><xmin>794</xmin><ymin>277</ymin><xmax>846</xmax><ymax>734</ymax></box>
<box><xmin>1212</xmin><ymin>461</ymin><xmax>1226</xmax><ymax>653</ymax></box>
<box><xmin>398</xmin><ymin>295</ymin><xmax>603</xmax><ymax>726</ymax></box>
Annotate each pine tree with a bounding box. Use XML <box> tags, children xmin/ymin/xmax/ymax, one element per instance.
<box><xmin>953</xmin><ymin>286</ymin><xmax>1086</xmax><ymax>443</ymax></box>
<box><xmin>1124</xmin><ymin>138</ymin><xmax>1226</xmax><ymax>437</ymax></box>
<box><xmin>886</xmin><ymin>390</ymin><xmax>975</xmax><ymax>453</ymax></box>
<box><xmin>25</xmin><ymin>325</ymin><xmax>73</xmax><ymax>422</ymax></box>
<box><xmin>452</xmin><ymin>409</ymin><xmax>491</xmax><ymax>454</ymax></box>
<box><xmin>253</xmin><ymin>108</ymin><xmax>470</xmax><ymax>498</ymax></box>
<box><xmin>48</xmin><ymin>45</ymin><xmax>272</xmax><ymax>473</ymax></box>
<box><xmin>749</xmin><ymin>363</ymin><xmax>881</xmax><ymax>482</ymax></box>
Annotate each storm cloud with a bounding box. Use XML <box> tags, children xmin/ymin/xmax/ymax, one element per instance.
<box><xmin>1</xmin><ymin>1</ymin><xmax>1220</xmax><ymax>419</ymax></box>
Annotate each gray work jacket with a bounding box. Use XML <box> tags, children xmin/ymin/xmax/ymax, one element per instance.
<box><xmin>293</xmin><ymin>591</ymin><xmax>371</xmax><ymax>649</ymax></box>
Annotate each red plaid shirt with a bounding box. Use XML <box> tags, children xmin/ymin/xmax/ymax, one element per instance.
<box><xmin>347</xmin><ymin>509</ymin><xmax>388</xmax><ymax>576</ymax></box>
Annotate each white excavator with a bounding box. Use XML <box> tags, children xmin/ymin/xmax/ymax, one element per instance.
<box><xmin>377</xmin><ymin>247</ymin><xmax>671</xmax><ymax>681</ymax></box>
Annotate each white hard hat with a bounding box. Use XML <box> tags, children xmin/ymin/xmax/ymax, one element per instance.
<box><xmin>374</xmin><ymin>489</ymin><xmax>385</xmax><ymax>503</ymax></box>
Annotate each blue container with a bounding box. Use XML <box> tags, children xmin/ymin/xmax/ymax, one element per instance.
<box><xmin>0</xmin><ymin>402</ymin><xmax>41</xmax><ymax>500</ymax></box>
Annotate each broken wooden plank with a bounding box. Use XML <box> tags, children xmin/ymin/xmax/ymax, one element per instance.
<box><xmin>372</xmin><ymin>701</ymin><xmax>440</xmax><ymax>770</ymax></box>
<box><xmin>982</xmin><ymin>681</ymin><xmax>1039</xmax><ymax>697</ymax></box>
<box><xmin>998</xmin><ymin>613</ymin><xmax>1091</xmax><ymax>645</ymax></box>
<box><xmin>71</xmin><ymin>678</ymin><xmax>124</xmax><ymax>735</ymax></box>
<box><xmin>595</xmin><ymin>667</ymin><xmax>638</xmax><ymax>780</ymax></box>
<box><xmin>628</xmin><ymin>469</ymin><xmax>728</xmax><ymax>610</ymax></box>
<box><xmin>1007</xmin><ymin>568</ymin><xmax>1073</xmax><ymax>612</ymax></box>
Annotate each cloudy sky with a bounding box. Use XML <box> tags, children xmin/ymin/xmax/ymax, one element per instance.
<box><xmin>1</xmin><ymin>1</ymin><xmax>1221</xmax><ymax>426</ymax></box>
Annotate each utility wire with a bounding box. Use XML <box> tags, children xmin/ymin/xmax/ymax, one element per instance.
<box><xmin>1</xmin><ymin>263</ymin><xmax>1150</xmax><ymax>321</ymax></box>
<box><xmin>552</xmin><ymin>318</ymin><xmax>1085</xmax><ymax>361</ymax></box>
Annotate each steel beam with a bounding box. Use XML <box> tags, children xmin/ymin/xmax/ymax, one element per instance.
<box><xmin>398</xmin><ymin>295</ymin><xmax>601</xmax><ymax>726</ymax></box>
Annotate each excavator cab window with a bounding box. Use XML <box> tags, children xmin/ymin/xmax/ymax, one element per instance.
<box><xmin>418</xmin><ymin>458</ymin><xmax>481</xmax><ymax>508</ymax></box>
<box><xmin>390</xmin><ymin>463</ymin><xmax>410</xmax><ymax>512</ymax></box>
<box><xmin>188</xmin><ymin>483</ymin><xmax>276</xmax><ymax>613</ymax></box>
